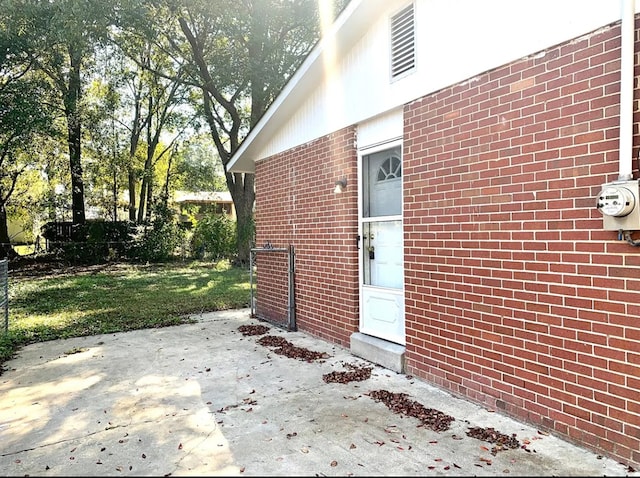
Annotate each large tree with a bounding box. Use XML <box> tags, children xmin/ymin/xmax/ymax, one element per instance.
<box><xmin>0</xmin><ymin>0</ymin><xmax>56</xmax><ymax>258</ymax></box>
<box><xmin>32</xmin><ymin>0</ymin><xmax>114</xmax><ymax>231</ymax></box>
<box><xmin>117</xmin><ymin>0</ymin><xmax>348</xmax><ymax>264</ymax></box>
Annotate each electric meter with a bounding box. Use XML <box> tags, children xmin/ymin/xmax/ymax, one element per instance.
<box><xmin>597</xmin><ymin>185</ymin><xmax>635</xmax><ymax>217</ymax></box>
<box><xmin>597</xmin><ymin>180</ymin><xmax>640</xmax><ymax>231</ymax></box>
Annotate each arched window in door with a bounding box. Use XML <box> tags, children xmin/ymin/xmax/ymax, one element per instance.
<box><xmin>377</xmin><ymin>155</ymin><xmax>402</xmax><ymax>181</ymax></box>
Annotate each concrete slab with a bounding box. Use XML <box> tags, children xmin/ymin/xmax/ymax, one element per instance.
<box><xmin>350</xmin><ymin>332</ymin><xmax>405</xmax><ymax>373</ymax></box>
<box><xmin>0</xmin><ymin>308</ymin><xmax>637</xmax><ymax>476</ymax></box>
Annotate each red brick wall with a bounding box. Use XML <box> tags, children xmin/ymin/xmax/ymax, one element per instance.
<box><xmin>403</xmin><ymin>21</ymin><xmax>640</xmax><ymax>466</ymax></box>
<box><xmin>253</xmin><ymin>249</ymin><xmax>290</xmax><ymax>328</ymax></box>
<box><xmin>254</xmin><ymin>128</ymin><xmax>360</xmax><ymax>346</ymax></box>
<box><xmin>253</xmin><ymin>19</ymin><xmax>640</xmax><ymax>468</ymax></box>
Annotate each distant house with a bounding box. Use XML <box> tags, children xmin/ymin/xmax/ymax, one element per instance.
<box><xmin>228</xmin><ymin>0</ymin><xmax>640</xmax><ymax>469</ymax></box>
<box><xmin>173</xmin><ymin>191</ymin><xmax>236</xmax><ymax>226</ymax></box>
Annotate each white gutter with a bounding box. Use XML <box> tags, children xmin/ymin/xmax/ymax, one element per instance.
<box><xmin>619</xmin><ymin>0</ymin><xmax>636</xmax><ymax>180</ymax></box>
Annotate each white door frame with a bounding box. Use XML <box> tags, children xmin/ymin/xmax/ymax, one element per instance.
<box><xmin>358</xmin><ymin>138</ymin><xmax>405</xmax><ymax>345</ymax></box>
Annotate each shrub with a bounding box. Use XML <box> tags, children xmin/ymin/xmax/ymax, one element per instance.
<box><xmin>190</xmin><ymin>214</ymin><xmax>236</xmax><ymax>261</ymax></box>
<box><xmin>128</xmin><ymin>204</ymin><xmax>185</xmax><ymax>263</ymax></box>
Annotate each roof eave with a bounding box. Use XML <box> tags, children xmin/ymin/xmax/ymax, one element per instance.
<box><xmin>227</xmin><ymin>0</ymin><xmax>388</xmax><ymax>173</ymax></box>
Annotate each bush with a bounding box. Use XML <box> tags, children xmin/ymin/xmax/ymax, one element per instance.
<box><xmin>190</xmin><ymin>214</ymin><xmax>236</xmax><ymax>261</ymax></box>
<box><xmin>128</xmin><ymin>204</ymin><xmax>186</xmax><ymax>263</ymax></box>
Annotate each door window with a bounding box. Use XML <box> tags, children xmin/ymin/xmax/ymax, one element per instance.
<box><xmin>363</xmin><ymin>147</ymin><xmax>402</xmax><ymax>218</ymax></box>
<box><xmin>362</xmin><ymin>146</ymin><xmax>403</xmax><ymax>289</ymax></box>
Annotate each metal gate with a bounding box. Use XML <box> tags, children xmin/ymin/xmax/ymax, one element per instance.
<box><xmin>249</xmin><ymin>244</ymin><xmax>296</xmax><ymax>331</ymax></box>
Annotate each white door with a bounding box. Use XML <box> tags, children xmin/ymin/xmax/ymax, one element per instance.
<box><xmin>360</xmin><ymin>145</ymin><xmax>405</xmax><ymax>345</ymax></box>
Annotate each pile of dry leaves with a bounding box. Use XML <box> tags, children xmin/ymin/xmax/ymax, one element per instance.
<box><xmin>368</xmin><ymin>389</ymin><xmax>455</xmax><ymax>432</ymax></box>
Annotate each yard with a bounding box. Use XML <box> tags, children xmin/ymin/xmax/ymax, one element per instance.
<box><xmin>0</xmin><ymin>259</ymin><xmax>251</xmax><ymax>371</ymax></box>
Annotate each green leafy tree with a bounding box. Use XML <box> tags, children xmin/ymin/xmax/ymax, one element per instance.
<box><xmin>31</xmin><ymin>0</ymin><xmax>115</xmax><ymax>231</ymax></box>
<box><xmin>83</xmin><ymin>76</ymin><xmax>130</xmax><ymax>222</ymax></box>
<box><xmin>0</xmin><ymin>1</ymin><xmax>57</xmax><ymax>258</ymax></box>
<box><xmin>116</xmin><ymin>0</ymin><xmax>350</xmax><ymax>265</ymax></box>
<box><xmin>107</xmin><ymin>27</ymin><xmax>198</xmax><ymax>223</ymax></box>
<box><xmin>174</xmin><ymin>135</ymin><xmax>227</xmax><ymax>192</ymax></box>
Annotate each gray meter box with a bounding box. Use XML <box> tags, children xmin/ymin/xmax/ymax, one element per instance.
<box><xmin>597</xmin><ymin>180</ymin><xmax>640</xmax><ymax>231</ymax></box>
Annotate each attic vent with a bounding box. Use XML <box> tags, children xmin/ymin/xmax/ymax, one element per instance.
<box><xmin>390</xmin><ymin>3</ymin><xmax>415</xmax><ymax>79</ymax></box>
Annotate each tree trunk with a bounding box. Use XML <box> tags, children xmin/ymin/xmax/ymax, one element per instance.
<box><xmin>128</xmin><ymin>169</ymin><xmax>137</xmax><ymax>221</ymax></box>
<box><xmin>66</xmin><ymin>46</ymin><xmax>86</xmax><ymax>230</ymax></box>
<box><xmin>227</xmin><ymin>171</ymin><xmax>255</xmax><ymax>266</ymax></box>
<box><xmin>0</xmin><ymin>203</ymin><xmax>18</xmax><ymax>260</ymax></box>
<box><xmin>112</xmin><ymin>169</ymin><xmax>117</xmax><ymax>221</ymax></box>
<box><xmin>137</xmin><ymin>169</ymin><xmax>148</xmax><ymax>223</ymax></box>
<box><xmin>145</xmin><ymin>179</ymin><xmax>153</xmax><ymax>221</ymax></box>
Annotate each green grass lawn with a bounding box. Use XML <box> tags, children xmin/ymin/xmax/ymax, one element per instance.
<box><xmin>0</xmin><ymin>260</ymin><xmax>251</xmax><ymax>370</ymax></box>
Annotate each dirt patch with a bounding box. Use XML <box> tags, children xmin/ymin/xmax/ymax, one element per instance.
<box><xmin>368</xmin><ymin>389</ymin><xmax>455</xmax><ymax>432</ymax></box>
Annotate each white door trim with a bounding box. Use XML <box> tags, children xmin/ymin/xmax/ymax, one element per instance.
<box><xmin>358</xmin><ymin>137</ymin><xmax>405</xmax><ymax>345</ymax></box>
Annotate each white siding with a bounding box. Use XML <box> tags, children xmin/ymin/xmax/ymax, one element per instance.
<box><xmin>233</xmin><ymin>0</ymin><xmax>629</xmax><ymax>171</ymax></box>
<box><xmin>357</xmin><ymin>109</ymin><xmax>404</xmax><ymax>151</ymax></box>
